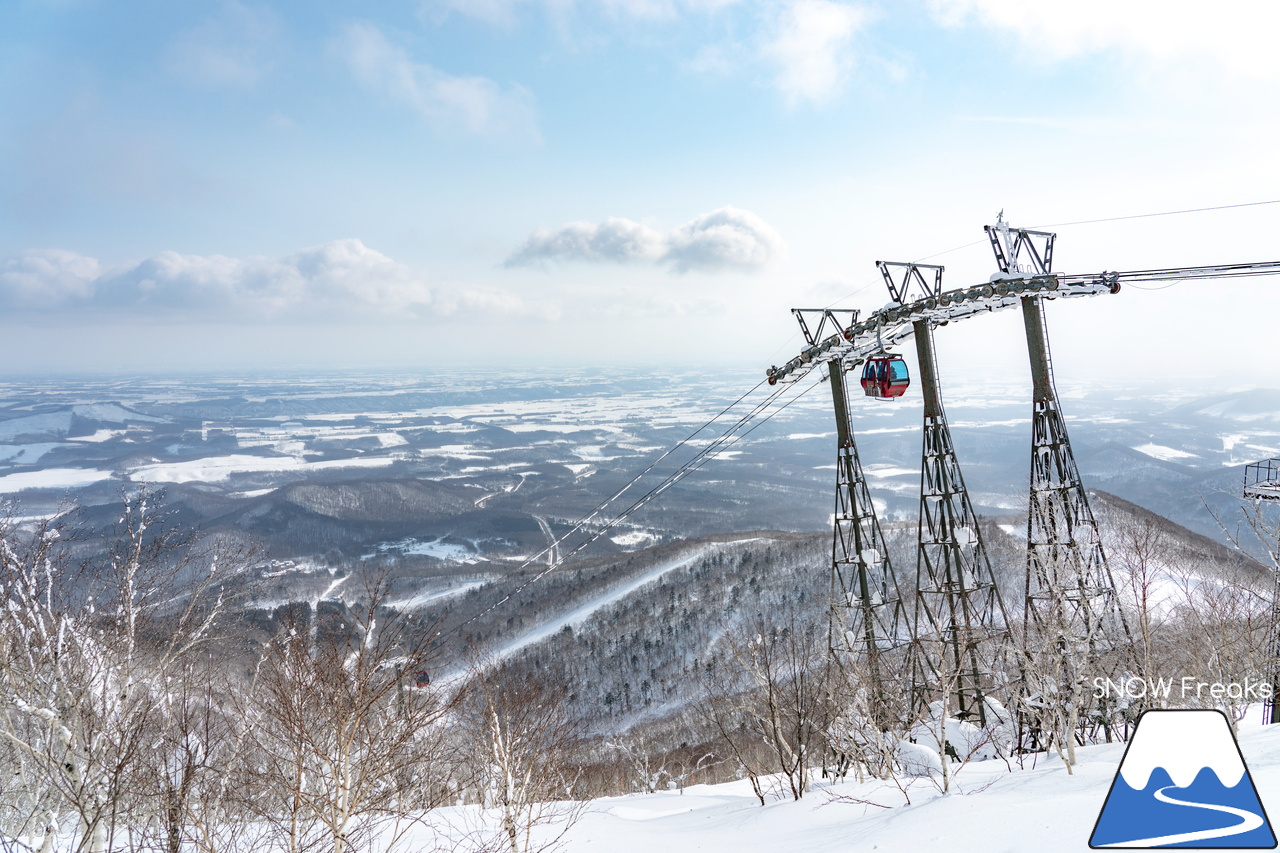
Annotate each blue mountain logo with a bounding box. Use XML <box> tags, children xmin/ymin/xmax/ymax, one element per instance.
<box><xmin>1091</xmin><ymin>709</ymin><xmax>1276</xmax><ymax>848</ymax></box>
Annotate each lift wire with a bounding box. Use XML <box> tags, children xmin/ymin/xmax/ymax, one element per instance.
<box><xmin>444</xmin><ymin>377</ymin><xmax>803</xmax><ymax>638</ymax></box>
<box><xmin>822</xmin><ymin>279</ymin><xmax>879</xmax><ymax>311</ymax></box>
<box><xmin>766</xmin><ymin>328</ymin><xmax>805</xmax><ymax>363</ymax></box>
<box><xmin>824</xmin><ymin>237</ymin><xmax>987</xmax><ymax>311</ymax></box>
<box><xmin>439</xmin><ymin>198</ymin><xmax>1280</xmax><ymax>645</ymax></box>
<box><xmin>818</xmin><ymin>198</ymin><xmax>1280</xmax><ymax>314</ymax></box>
<box><xmin>531</xmin><ymin>371</ymin><xmax>822</xmax><ymax>578</ymax></box>
<box><xmin>1126</xmin><ymin>281</ymin><xmax>1184</xmax><ymax>291</ymax></box>
<box><xmin>444</xmin><ymin>373</ymin><xmax>816</xmax><ymax>636</ymax></box>
<box><xmin>1030</xmin><ymin>198</ymin><xmax>1280</xmax><ymax>229</ymax></box>
<box><xmin>910</xmin><ymin>239</ymin><xmax>986</xmax><ymax>264</ymax></box>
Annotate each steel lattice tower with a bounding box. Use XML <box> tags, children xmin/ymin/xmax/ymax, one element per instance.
<box><xmin>768</xmin><ymin>224</ymin><xmax>1280</xmax><ymax>745</ymax></box>
<box><xmin>873</xmin><ymin>261</ymin><xmax>1014</xmax><ymax>725</ymax></box>
<box><xmin>1244</xmin><ymin>458</ymin><xmax>1280</xmax><ymax>724</ymax></box>
<box><xmin>826</xmin><ymin>360</ymin><xmax>909</xmax><ymax>694</ymax></box>
<box><xmin>790</xmin><ymin>309</ymin><xmax>908</xmax><ymax>711</ymax></box>
<box><xmin>986</xmin><ymin>218</ymin><xmax>1134</xmax><ymax>744</ymax></box>
<box><xmin>910</xmin><ymin>316</ymin><xmax>1013</xmax><ymax>725</ymax></box>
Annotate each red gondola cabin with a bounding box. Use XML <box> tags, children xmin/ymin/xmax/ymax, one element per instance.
<box><xmin>861</xmin><ymin>355</ymin><xmax>910</xmax><ymax>400</ymax></box>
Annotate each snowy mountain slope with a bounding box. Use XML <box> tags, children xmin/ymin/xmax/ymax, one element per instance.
<box><xmin>482</xmin><ymin>545</ymin><xmax>716</xmax><ymax>666</ymax></box>
<box><xmin>1172</xmin><ymin>388</ymin><xmax>1280</xmax><ymax>423</ymax></box>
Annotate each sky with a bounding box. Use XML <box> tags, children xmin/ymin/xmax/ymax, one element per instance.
<box><xmin>2</xmin><ymin>0</ymin><xmax>1279</xmax><ymax>387</ymax></box>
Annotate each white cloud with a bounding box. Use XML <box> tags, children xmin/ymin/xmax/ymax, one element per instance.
<box><xmin>165</xmin><ymin>1</ymin><xmax>281</xmax><ymax>88</ymax></box>
<box><xmin>424</xmin><ymin>0</ymin><xmax>875</xmax><ymax>106</ymax></box>
<box><xmin>338</xmin><ymin>21</ymin><xmax>538</xmax><ymax>137</ymax></box>
<box><xmin>0</xmin><ymin>240</ymin><xmax>539</xmax><ymax>320</ymax></box>
<box><xmin>506</xmin><ymin>206</ymin><xmax>785</xmax><ymax>272</ymax></box>
<box><xmin>0</xmin><ymin>250</ymin><xmax>100</xmax><ymax>306</ymax></box>
<box><xmin>760</xmin><ymin>0</ymin><xmax>869</xmax><ymax>104</ymax></box>
<box><xmin>930</xmin><ymin>0</ymin><xmax>1280</xmax><ymax>78</ymax></box>
<box><xmin>665</xmin><ymin>207</ymin><xmax>786</xmax><ymax>272</ymax></box>
<box><xmin>89</xmin><ymin>239</ymin><xmax>434</xmax><ymax>317</ymax></box>
<box><xmin>507</xmin><ymin>218</ymin><xmax>667</xmax><ymax>266</ymax></box>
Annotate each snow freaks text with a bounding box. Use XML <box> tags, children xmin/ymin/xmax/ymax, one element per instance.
<box><xmin>1093</xmin><ymin>676</ymin><xmax>1275</xmax><ymax>702</ymax></box>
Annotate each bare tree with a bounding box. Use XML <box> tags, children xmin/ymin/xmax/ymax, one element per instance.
<box><xmin>601</xmin><ymin>734</ymin><xmax>719</xmax><ymax>795</ymax></box>
<box><xmin>1168</xmin><ymin>562</ymin><xmax>1270</xmax><ymax>725</ymax></box>
<box><xmin>1108</xmin><ymin>514</ymin><xmax>1181</xmax><ymax>705</ymax></box>
<box><xmin>0</xmin><ymin>491</ymin><xmax>254</xmax><ymax>852</ymax></box>
<box><xmin>456</xmin><ymin>663</ymin><xmax>586</xmax><ymax>853</ymax></box>
<box><xmin>1207</xmin><ymin>492</ymin><xmax>1280</xmax><ymax>723</ymax></box>
<box><xmin>696</xmin><ymin>613</ymin><xmax>832</xmax><ymax>803</ymax></box>
<box><xmin>132</xmin><ymin>657</ymin><xmax>261</xmax><ymax>853</ymax></box>
<box><xmin>246</xmin><ymin>570</ymin><xmax>458</xmax><ymax>853</ymax></box>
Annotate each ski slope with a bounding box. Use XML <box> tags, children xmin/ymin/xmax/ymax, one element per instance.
<box><xmin>432</xmin><ymin>545</ymin><xmax>714</xmax><ymax>688</ymax></box>
<box><xmin>487</xmin><ymin>546</ymin><xmax>712</xmax><ymax>664</ymax></box>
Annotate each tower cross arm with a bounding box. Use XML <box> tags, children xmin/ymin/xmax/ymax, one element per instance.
<box><xmin>767</xmin><ymin>259</ymin><xmax>1280</xmax><ymax>386</ymax></box>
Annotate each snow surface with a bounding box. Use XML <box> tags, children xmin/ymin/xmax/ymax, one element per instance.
<box><xmin>0</xmin><ymin>467</ymin><xmax>112</xmax><ymax>493</ymax></box>
<box><xmin>365</xmin><ymin>537</ymin><xmax>482</xmax><ymax>564</ymax></box>
<box><xmin>0</xmin><ymin>443</ymin><xmax>64</xmax><ymax>464</ymax></box>
<box><xmin>388</xmin><ymin>580</ymin><xmax>487</xmax><ymax>610</ymax></box>
<box><xmin>0</xmin><ymin>405</ymin><xmax>164</xmax><ymax>442</ymax></box>
<box><xmin>0</xmin><ymin>411</ymin><xmax>73</xmax><ymax>440</ymax></box>
<box><xmin>1133</xmin><ymin>443</ymin><xmax>1197</xmax><ymax>462</ymax></box>
<box><xmin>71</xmin><ymin>428</ymin><xmax>127</xmax><ymax>443</ymax></box>
<box><xmin>128</xmin><ymin>453</ymin><xmax>396</xmax><ymax>483</ymax></box>
<box><xmin>862</xmin><ymin>464</ymin><xmax>919</xmax><ymax>478</ymax></box>
<box><xmin>396</xmin><ymin>707</ymin><xmax>1280</xmax><ymax>853</ymax></box>
<box><xmin>611</xmin><ymin>530</ymin><xmax>657</xmax><ymax>547</ymax></box>
<box><xmin>488</xmin><ymin>547</ymin><xmax>711</xmax><ymax>660</ymax></box>
<box><xmin>434</xmin><ymin>547</ymin><xmax>713</xmax><ymax>686</ymax></box>
<box><xmin>70</xmin><ymin>403</ymin><xmax>166</xmax><ymax>424</ymax></box>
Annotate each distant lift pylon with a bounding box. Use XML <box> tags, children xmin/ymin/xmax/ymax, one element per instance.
<box><xmin>1243</xmin><ymin>457</ymin><xmax>1280</xmax><ymax>725</ymax></box>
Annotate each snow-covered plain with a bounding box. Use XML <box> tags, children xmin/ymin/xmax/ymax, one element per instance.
<box><xmin>0</xmin><ymin>467</ymin><xmax>112</xmax><ymax>493</ymax></box>
<box><xmin>0</xmin><ymin>371</ymin><xmax>1278</xmax><ymax>551</ymax></box>
<box><xmin>128</xmin><ymin>452</ymin><xmax>398</xmax><ymax>483</ymax></box>
<box><xmin>406</xmin><ymin>708</ymin><xmax>1280</xmax><ymax>853</ymax></box>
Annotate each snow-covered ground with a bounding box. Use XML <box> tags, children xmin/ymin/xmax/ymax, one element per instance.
<box><xmin>433</xmin><ymin>546</ymin><xmax>713</xmax><ymax>687</ymax></box>
<box><xmin>0</xmin><ymin>467</ymin><xmax>112</xmax><ymax>493</ymax></box>
<box><xmin>408</xmin><ymin>706</ymin><xmax>1280</xmax><ymax>853</ymax></box>
<box><xmin>128</xmin><ymin>452</ymin><xmax>398</xmax><ymax>483</ymax></box>
<box><xmin>387</xmin><ymin>580</ymin><xmax>487</xmax><ymax>610</ymax></box>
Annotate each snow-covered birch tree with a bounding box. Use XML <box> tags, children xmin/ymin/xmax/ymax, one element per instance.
<box><xmin>457</xmin><ymin>665</ymin><xmax>585</xmax><ymax>853</ymax></box>
<box><xmin>0</xmin><ymin>490</ymin><xmax>254</xmax><ymax>852</ymax></box>
<box><xmin>697</xmin><ymin>613</ymin><xmax>832</xmax><ymax>803</ymax></box>
<box><xmin>246</xmin><ymin>570</ymin><xmax>458</xmax><ymax>853</ymax></box>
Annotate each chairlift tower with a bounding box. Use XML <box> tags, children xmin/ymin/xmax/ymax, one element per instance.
<box><xmin>792</xmin><ymin>309</ymin><xmax>908</xmax><ymax>724</ymax></box>
<box><xmin>986</xmin><ymin>216</ymin><xmax>1134</xmax><ymax>740</ymax></box>
<box><xmin>1244</xmin><ymin>458</ymin><xmax>1280</xmax><ymax>724</ymax></box>
<box><xmin>879</xmin><ymin>263</ymin><xmax>1014</xmax><ymax>725</ymax></box>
